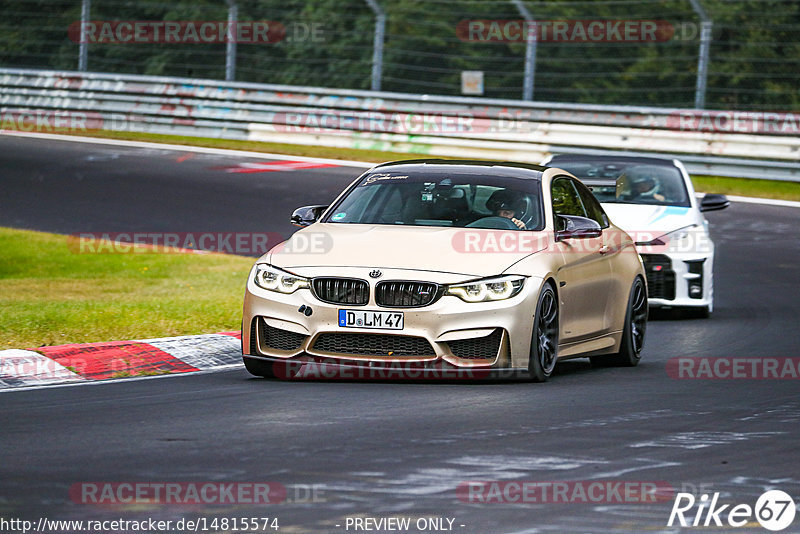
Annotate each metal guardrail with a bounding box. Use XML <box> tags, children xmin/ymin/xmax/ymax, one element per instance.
<box><xmin>1</xmin><ymin>68</ymin><xmax>798</xmax><ymax>181</ymax></box>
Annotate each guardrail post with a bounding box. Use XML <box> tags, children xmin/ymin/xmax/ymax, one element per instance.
<box><xmin>689</xmin><ymin>0</ymin><xmax>712</xmax><ymax>109</ymax></box>
<box><xmin>364</xmin><ymin>0</ymin><xmax>385</xmax><ymax>92</ymax></box>
<box><xmin>225</xmin><ymin>0</ymin><xmax>238</xmax><ymax>81</ymax></box>
<box><xmin>511</xmin><ymin>0</ymin><xmax>537</xmax><ymax>101</ymax></box>
<box><xmin>78</xmin><ymin>0</ymin><xmax>91</xmax><ymax>71</ymax></box>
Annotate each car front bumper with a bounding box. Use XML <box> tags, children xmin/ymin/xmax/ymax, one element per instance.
<box><xmin>641</xmin><ymin>249</ymin><xmax>714</xmax><ymax>309</ymax></box>
<box><xmin>242</xmin><ymin>266</ymin><xmax>544</xmax><ymax>370</ymax></box>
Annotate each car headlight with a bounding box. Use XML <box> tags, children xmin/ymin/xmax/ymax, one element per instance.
<box><xmin>664</xmin><ymin>225</ymin><xmax>695</xmax><ymax>243</ymax></box>
<box><xmin>253</xmin><ymin>264</ymin><xmax>309</xmax><ymax>294</ymax></box>
<box><xmin>446</xmin><ymin>275</ymin><xmax>525</xmax><ymax>303</ymax></box>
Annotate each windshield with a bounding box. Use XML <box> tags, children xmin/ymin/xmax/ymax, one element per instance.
<box><xmin>324</xmin><ymin>169</ymin><xmax>544</xmax><ymax>230</ymax></box>
<box><xmin>555</xmin><ymin>162</ymin><xmax>691</xmax><ymax>207</ymax></box>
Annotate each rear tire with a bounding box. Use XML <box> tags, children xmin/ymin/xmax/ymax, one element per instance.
<box><xmin>592</xmin><ymin>277</ymin><xmax>647</xmax><ymax>367</ymax></box>
<box><xmin>243</xmin><ymin>356</ymin><xmax>276</xmax><ymax>378</ymax></box>
<box><xmin>526</xmin><ymin>284</ymin><xmax>559</xmax><ymax>382</ymax></box>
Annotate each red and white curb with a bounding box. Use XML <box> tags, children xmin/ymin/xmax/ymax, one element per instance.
<box><xmin>0</xmin><ymin>332</ymin><xmax>243</xmax><ymax>391</ymax></box>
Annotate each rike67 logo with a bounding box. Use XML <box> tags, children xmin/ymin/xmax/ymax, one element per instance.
<box><xmin>668</xmin><ymin>490</ymin><xmax>796</xmax><ymax>531</ymax></box>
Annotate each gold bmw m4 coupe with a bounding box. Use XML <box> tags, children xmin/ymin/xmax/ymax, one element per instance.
<box><xmin>242</xmin><ymin>160</ymin><xmax>647</xmax><ymax>381</ymax></box>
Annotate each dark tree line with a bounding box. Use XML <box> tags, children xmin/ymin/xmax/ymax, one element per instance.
<box><xmin>1</xmin><ymin>0</ymin><xmax>797</xmax><ymax>111</ymax></box>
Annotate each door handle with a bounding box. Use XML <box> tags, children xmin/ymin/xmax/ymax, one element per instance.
<box><xmin>598</xmin><ymin>245</ymin><xmax>610</xmax><ymax>255</ymax></box>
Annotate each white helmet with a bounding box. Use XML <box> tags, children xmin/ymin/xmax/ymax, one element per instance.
<box><xmin>632</xmin><ymin>175</ymin><xmax>659</xmax><ymax>196</ymax></box>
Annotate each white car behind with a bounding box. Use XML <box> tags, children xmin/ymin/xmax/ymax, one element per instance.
<box><xmin>544</xmin><ymin>154</ymin><xmax>729</xmax><ymax>318</ymax></box>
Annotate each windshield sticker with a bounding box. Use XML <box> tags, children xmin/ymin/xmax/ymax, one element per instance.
<box><xmin>331</xmin><ymin>212</ymin><xmax>347</xmax><ymax>221</ymax></box>
<box><xmin>362</xmin><ymin>173</ymin><xmax>410</xmax><ymax>185</ymax></box>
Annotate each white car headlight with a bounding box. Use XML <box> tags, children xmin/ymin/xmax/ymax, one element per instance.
<box><xmin>664</xmin><ymin>225</ymin><xmax>694</xmax><ymax>243</ymax></box>
<box><xmin>254</xmin><ymin>264</ymin><xmax>309</xmax><ymax>294</ymax></box>
<box><xmin>662</xmin><ymin>224</ymin><xmax>705</xmax><ymax>253</ymax></box>
<box><xmin>446</xmin><ymin>275</ymin><xmax>525</xmax><ymax>303</ymax></box>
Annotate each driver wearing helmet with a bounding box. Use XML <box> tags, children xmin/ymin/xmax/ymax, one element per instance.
<box><xmin>630</xmin><ymin>175</ymin><xmax>666</xmax><ymax>202</ymax></box>
<box><xmin>487</xmin><ymin>189</ymin><xmax>527</xmax><ymax>229</ymax></box>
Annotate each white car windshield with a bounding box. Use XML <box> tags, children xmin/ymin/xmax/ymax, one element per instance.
<box><xmin>324</xmin><ymin>169</ymin><xmax>544</xmax><ymax>230</ymax></box>
<box><xmin>557</xmin><ymin>162</ymin><xmax>691</xmax><ymax>207</ymax></box>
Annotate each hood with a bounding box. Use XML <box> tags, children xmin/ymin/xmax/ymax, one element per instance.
<box><xmin>601</xmin><ymin>204</ymin><xmax>697</xmax><ymax>239</ymax></box>
<box><xmin>267</xmin><ymin>223</ymin><xmax>548</xmax><ymax>278</ymax></box>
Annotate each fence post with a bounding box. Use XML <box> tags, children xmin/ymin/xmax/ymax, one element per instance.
<box><xmin>688</xmin><ymin>0</ymin><xmax>712</xmax><ymax>109</ymax></box>
<box><xmin>364</xmin><ymin>0</ymin><xmax>385</xmax><ymax>91</ymax></box>
<box><xmin>511</xmin><ymin>0</ymin><xmax>537</xmax><ymax>101</ymax></box>
<box><xmin>225</xmin><ymin>0</ymin><xmax>238</xmax><ymax>81</ymax></box>
<box><xmin>78</xmin><ymin>0</ymin><xmax>90</xmax><ymax>71</ymax></box>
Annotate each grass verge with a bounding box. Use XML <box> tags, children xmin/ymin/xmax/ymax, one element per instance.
<box><xmin>0</xmin><ymin>227</ymin><xmax>254</xmax><ymax>349</ymax></box>
<box><xmin>42</xmin><ymin>130</ymin><xmax>800</xmax><ymax>202</ymax></box>
<box><xmin>691</xmin><ymin>175</ymin><xmax>800</xmax><ymax>201</ymax></box>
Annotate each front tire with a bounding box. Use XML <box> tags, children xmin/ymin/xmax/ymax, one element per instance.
<box><xmin>526</xmin><ymin>284</ymin><xmax>559</xmax><ymax>382</ymax></box>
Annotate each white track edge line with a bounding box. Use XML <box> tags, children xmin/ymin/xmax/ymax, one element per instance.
<box><xmin>0</xmin><ymin>131</ymin><xmax>373</xmax><ymax>168</ymax></box>
<box><xmin>5</xmin><ymin>131</ymin><xmax>798</xmax><ymax>208</ymax></box>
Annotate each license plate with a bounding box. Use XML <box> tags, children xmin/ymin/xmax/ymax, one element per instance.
<box><xmin>338</xmin><ymin>309</ymin><xmax>404</xmax><ymax>330</ymax></box>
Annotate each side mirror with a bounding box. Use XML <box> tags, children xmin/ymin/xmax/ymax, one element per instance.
<box><xmin>700</xmin><ymin>194</ymin><xmax>730</xmax><ymax>212</ymax></box>
<box><xmin>555</xmin><ymin>215</ymin><xmax>602</xmax><ymax>241</ymax></box>
<box><xmin>290</xmin><ymin>205</ymin><xmax>329</xmax><ymax>227</ymax></box>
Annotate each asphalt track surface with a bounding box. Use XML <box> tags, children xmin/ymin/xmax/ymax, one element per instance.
<box><xmin>2</xmin><ymin>135</ymin><xmax>800</xmax><ymax>533</ymax></box>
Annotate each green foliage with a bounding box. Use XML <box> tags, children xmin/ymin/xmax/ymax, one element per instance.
<box><xmin>0</xmin><ymin>0</ymin><xmax>797</xmax><ymax>110</ymax></box>
<box><xmin>0</xmin><ymin>226</ymin><xmax>254</xmax><ymax>348</ymax></box>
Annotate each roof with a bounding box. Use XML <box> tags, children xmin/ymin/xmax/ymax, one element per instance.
<box><xmin>373</xmin><ymin>159</ymin><xmax>547</xmax><ymax>177</ymax></box>
<box><xmin>546</xmin><ymin>154</ymin><xmax>678</xmax><ymax>167</ymax></box>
